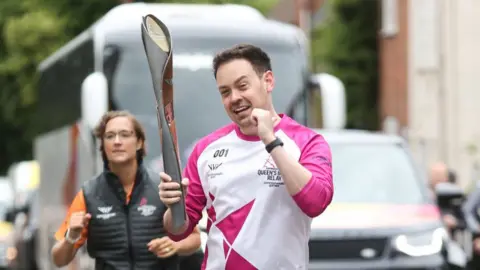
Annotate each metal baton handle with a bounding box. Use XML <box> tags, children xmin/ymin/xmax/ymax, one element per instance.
<box><xmin>141</xmin><ymin>14</ymin><xmax>186</xmax><ymax>230</ymax></box>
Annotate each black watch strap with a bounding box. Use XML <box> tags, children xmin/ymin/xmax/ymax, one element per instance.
<box><xmin>265</xmin><ymin>137</ymin><xmax>284</xmax><ymax>153</ymax></box>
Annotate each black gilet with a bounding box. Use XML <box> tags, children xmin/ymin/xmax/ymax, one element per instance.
<box><xmin>82</xmin><ymin>166</ymin><xmax>178</xmax><ymax>270</ymax></box>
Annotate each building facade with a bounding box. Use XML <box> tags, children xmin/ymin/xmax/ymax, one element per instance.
<box><xmin>271</xmin><ymin>0</ymin><xmax>480</xmax><ymax>188</ymax></box>
<box><xmin>380</xmin><ymin>0</ymin><xmax>480</xmax><ymax>188</ymax></box>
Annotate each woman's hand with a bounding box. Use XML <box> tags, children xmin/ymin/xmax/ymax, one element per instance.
<box><xmin>147</xmin><ymin>236</ymin><xmax>179</xmax><ymax>258</ymax></box>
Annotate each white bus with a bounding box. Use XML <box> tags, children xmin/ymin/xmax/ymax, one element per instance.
<box><xmin>32</xmin><ymin>3</ymin><xmax>346</xmax><ymax>269</ymax></box>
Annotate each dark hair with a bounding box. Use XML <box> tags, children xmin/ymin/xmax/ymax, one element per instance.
<box><xmin>212</xmin><ymin>44</ymin><xmax>272</xmax><ymax>78</ymax></box>
<box><xmin>448</xmin><ymin>170</ymin><xmax>457</xmax><ymax>184</ymax></box>
<box><xmin>94</xmin><ymin>110</ymin><xmax>147</xmax><ymax>165</ymax></box>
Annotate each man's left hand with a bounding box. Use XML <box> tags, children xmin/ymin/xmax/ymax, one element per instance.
<box><xmin>250</xmin><ymin>108</ymin><xmax>277</xmax><ymax>144</ymax></box>
<box><xmin>147</xmin><ymin>236</ymin><xmax>179</xmax><ymax>258</ymax></box>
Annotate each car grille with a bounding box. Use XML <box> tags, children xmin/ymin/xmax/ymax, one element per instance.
<box><xmin>309</xmin><ymin>238</ymin><xmax>389</xmax><ymax>260</ymax></box>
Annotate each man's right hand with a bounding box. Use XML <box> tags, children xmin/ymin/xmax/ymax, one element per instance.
<box><xmin>443</xmin><ymin>213</ymin><xmax>457</xmax><ymax>229</ymax></box>
<box><xmin>159</xmin><ymin>172</ymin><xmax>189</xmax><ymax>207</ymax></box>
<box><xmin>68</xmin><ymin>211</ymin><xmax>91</xmax><ymax>239</ymax></box>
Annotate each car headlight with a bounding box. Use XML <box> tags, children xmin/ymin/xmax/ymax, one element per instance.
<box><xmin>392</xmin><ymin>227</ymin><xmax>447</xmax><ymax>257</ymax></box>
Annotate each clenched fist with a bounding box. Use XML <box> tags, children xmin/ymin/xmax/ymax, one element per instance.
<box><xmin>68</xmin><ymin>211</ymin><xmax>91</xmax><ymax>239</ymax></box>
<box><xmin>250</xmin><ymin>108</ymin><xmax>278</xmax><ymax>144</ymax></box>
<box><xmin>158</xmin><ymin>172</ymin><xmax>189</xmax><ymax>207</ymax></box>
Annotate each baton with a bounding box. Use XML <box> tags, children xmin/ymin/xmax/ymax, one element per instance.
<box><xmin>141</xmin><ymin>14</ymin><xmax>186</xmax><ymax>230</ymax></box>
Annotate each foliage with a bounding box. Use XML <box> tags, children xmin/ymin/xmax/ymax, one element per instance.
<box><xmin>0</xmin><ymin>0</ymin><xmax>66</xmax><ymax>174</ymax></box>
<box><xmin>311</xmin><ymin>0</ymin><xmax>379</xmax><ymax>130</ymax></box>
<box><xmin>0</xmin><ymin>0</ymin><xmax>277</xmax><ymax>174</ymax></box>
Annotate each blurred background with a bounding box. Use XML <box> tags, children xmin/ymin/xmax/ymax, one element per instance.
<box><xmin>1</xmin><ymin>0</ymin><xmax>480</xmax><ymax>269</ymax></box>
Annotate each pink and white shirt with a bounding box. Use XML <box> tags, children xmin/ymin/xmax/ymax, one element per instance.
<box><xmin>169</xmin><ymin>114</ymin><xmax>333</xmax><ymax>270</ymax></box>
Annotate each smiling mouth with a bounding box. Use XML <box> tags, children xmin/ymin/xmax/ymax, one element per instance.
<box><xmin>233</xmin><ymin>106</ymin><xmax>250</xmax><ymax>114</ymax></box>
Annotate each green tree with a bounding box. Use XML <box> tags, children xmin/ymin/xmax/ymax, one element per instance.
<box><xmin>311</xmin><ymin>0</ymin><xmax>379</xmax><ymax>130</ymax></box>
<box><xmin>0</xmin><ymin>0</ymin><xmax>68</xmax><ymax>173</ymax></box>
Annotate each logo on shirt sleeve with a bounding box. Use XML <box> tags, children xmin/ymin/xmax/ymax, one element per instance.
<box><xmin>315</xmin><ymin>155</ymin><xmax>332</xmax><ymax>167</ymax></box>
<box><xmin>258</xmin><ymin>156</ymin><xmax>283</xmax><ymax>187</ymax></box>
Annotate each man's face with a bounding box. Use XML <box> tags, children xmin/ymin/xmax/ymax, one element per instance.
<box><xmin>103</xmin><ymin>116</ymin><xmax>142</xmax><ymax>165</ymax></box>
<box><xmin>216</xmin><ymin>59</ymin><xmax>274</xmax><ymax>131</ymax></box>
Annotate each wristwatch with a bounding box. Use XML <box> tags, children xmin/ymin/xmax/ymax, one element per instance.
<box><xmin>265</xmin><ymin>137</ymin><xmax>284</xmax><ymax>153</ymax></box>
<box><xmin>65</xmin><ymin>229</ymin><xmax>81</xmax><ymax>244</ymax></box>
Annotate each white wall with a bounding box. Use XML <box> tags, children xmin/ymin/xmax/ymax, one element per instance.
<box><xmin>408</xmin><ymin>0</ymin><xmax>480</xmax><ymax>188</ymax></box>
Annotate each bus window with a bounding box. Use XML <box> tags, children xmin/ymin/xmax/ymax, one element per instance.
<box><xmin>107</xmin><ymin>36</ymin><xmax>305</xmax><ymax>166</ymax></box>
<box><xmin>36</xmin><ymin>36</ymin><xmax>94</xmax><ymax>134</ymax></box>
<box><xmin>308</xmin><ymin>83</ymin><xmax>324</xmax><ymax>128</ymax></box>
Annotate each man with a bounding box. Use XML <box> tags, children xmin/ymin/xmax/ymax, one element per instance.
<box><xmin>159</xmin><ymin>44</ymin><xmax>334</xmax><ymax>269</ymax></box>
<box><xmin>51</xmin><ymin>111</ymin><xmax>201</xmax><ymax>269</ymax></box>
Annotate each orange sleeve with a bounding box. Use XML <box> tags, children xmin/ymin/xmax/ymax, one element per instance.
<box><xmin>54</xmin><ymin>190</ymin><xmax>88</xmax><ymax>249</ymax></box>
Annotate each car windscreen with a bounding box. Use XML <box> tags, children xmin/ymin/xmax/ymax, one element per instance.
<box><xmin>108</xmin><ymin>37</ymin><xmax>306</xmax><ymax>168</ymax></box>
<box><xmin>330</xmin><ymin>143</ymin><xmax>428</xmax><ymax>204</ymax></box>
